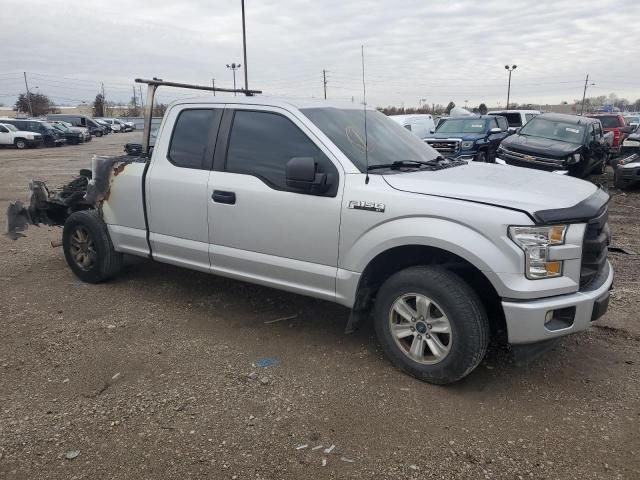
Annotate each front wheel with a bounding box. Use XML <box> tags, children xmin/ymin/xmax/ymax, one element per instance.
<box><xmin>14</xmin><ymin>139</ymin><xmax>27</xmax><ymax>149</ymax></box>
<box><xmin>475</xmin><ymin>151</ymin><xmax>487</xmax><ymax>163</ymax></box>
<box><xmin>63</xmin><ymin>210</ymin><xmax>123</xmax><ymax>283</ymax></box>
<box><xmin>373</xmin><ymin>266</ymin><xmax>489</xmax><ymax>384</ymax></box>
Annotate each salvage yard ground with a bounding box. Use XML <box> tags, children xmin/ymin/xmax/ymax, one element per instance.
<box><xmin>0</xmin><ymin>134</ymin><xmax>639</xmax><ymax>479</ymax></box>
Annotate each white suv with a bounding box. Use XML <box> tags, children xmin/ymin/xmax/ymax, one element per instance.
<box><xmin>0</xmin><ymin>122</ymin><xmax>43</xmax><ymax>149</ymax></box>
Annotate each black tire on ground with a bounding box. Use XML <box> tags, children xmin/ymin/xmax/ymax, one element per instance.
<box><xmin>96</xmin><ymin>131</ymin><xmax>103</xmax><ymax>137</ymax></box>
<box><xmin>63</xmin><ymin>210</ymin><xmax>123</xmax><ymax>283</ymax></box>
<box><xmin>614</xmin><ymin>170</ymin><xmax>627</xmax><ymax>190</ymax></box>
<box><xmin>373</xmin><ymin>265</ymin><xmax>489</xmax><ymax>385</ymax></box>
<box><xmin>14</xmin><ymin>138</ymin><xmax>27</xmax><ymax>149</ymax></box>
<box><xmin>475</xmin><ymin>151</ymin><xmax>487</xmax><ymax>162</ymax></box>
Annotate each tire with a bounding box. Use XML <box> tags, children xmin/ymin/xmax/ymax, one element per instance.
<box><xmin>614</xmin><ymin>170</ymin><xmax>627</xmax><ymax>190</ymax></box>
<box><xmin>475</xmin><ymin>151</ymin><xmax>487</xmax><ymax>163</ymax></box>
<box><xmin>96</xmin><ymin>131</ymin><xmax>103</xmax><ymax>137</ymax></box>
<box><xmin>373</xmin><ymin>266</ymin><xmax>489</xmax><ymax>384</ymax></box>
<box><xmin>14</xmin><ymin>138</ymin><xmax>27</xmax><ymax>149</ymax></box>
<box><xmin>63</xmin><ymin>210</ymin><xmax>123</xmax><ymax>283</ymax></box>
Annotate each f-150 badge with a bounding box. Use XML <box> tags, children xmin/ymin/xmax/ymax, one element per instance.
<box><xmin>348</xmin><ymin>200</ymin><xmax>385</xmax><ymax>212</ymax></box>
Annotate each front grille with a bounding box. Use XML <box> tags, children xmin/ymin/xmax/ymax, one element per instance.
<box><xmin>580</xmin><ymin>206</ymin><xmax>610</xmax><ymax>289</ymax></box>
<box><xmin>499</xmin><ymin>148</ymin><xmax>565</xmax><ymax>171</ymax></box>
<box><xmin>425</xmin><ymin>139</ymin><xmax>460</xmax><ymax>155</ymax></box>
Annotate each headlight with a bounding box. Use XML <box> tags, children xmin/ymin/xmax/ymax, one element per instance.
<box><xmin>508</xmin><ymin>225</ymin><xmax>567</xmax><ymax>279</ymax></box>
<box><xmin>461</xmin><ymin>141</ymin><xmax>474</xmax><ymax>150</ymax></box>
<box><xmin>25</xmin><ymin>134</ymin><xmax>34</xmax><ymax>139</ymax></box>
<box><xmin>568</xmin><ymin>153</ymin><xmax>581</xmax><ymax>165</ymax></box>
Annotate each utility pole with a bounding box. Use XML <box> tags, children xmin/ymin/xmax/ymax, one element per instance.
<box><xmin>226</xmin><ymin>63</ymin><xmax>241</xmax><ymax>95</ymax></box>
<box><xmin>23</xmin><ymin>72</ymin><xmax>33</xmax><ymax>117</ymax></box>
<box><xmin>212</xmin><ymin>78</ymin><xmax>216</xmax><ymax>96</ymax></box>
<box><xmin>322</xmin><ymin>69</ymin><xmax>327</xmax><ymax>100</ymax></box>
<box><xmin>132</xmin><ymin>86</ymin><xmax>137</xmax><ymax>113</ymax></box>
<box><xmin>101</xmin><ymin>82</ymin><xmax>106</xmax><ymax>116</ymax></box>
<box><xmin>505</xmin><ymin>65</ymin><xmax>517</xmax><ymax>110</ymax></box>
<box><xmin>139</xmin><ymin>86</ymin><xmax>144</xmax><ymax>110</ymax></box>
<box><xmin>241</xmin><ymin>0</ymin><xmax>249</xmax><ymax>91</ymax></box>
<box><xmin>581</xmin><ymin>73</ymin><xmax>590</xmax><ymax>115</ymax></box>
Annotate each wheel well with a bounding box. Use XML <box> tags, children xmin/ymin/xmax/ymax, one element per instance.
<box><xmin>355</xmin><ymin>245</ymin><xmax>506</xmax><ymax>337</ymax></box>
<box><xmin>14</xmin><ymin>137</ymin><xmax>26</xmax><ymax>142</ymax></box>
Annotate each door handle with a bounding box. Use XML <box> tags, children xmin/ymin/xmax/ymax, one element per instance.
<box><xmin>212</xmin><ymin>190</ymin><xmax>236</xmax><ymax>204</ymax></box>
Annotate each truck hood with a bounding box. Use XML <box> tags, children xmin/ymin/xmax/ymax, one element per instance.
<box><xmin>383</xmin><ymin>162</ymin><xmax>602</xmax><ymax>221</ymax></box>
<box><xmin>425</xmin><ymin>132</ymin><xmax>486</xmax><ymax>141</ymax></box>
<box><xmin>501</xmin><ymin>134</ymin><xmax>580</xmax><ymax>157</ymax></box>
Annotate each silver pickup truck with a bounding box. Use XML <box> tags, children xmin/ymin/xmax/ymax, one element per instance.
<box><xmin>7</xmin><ymin>81</ymin><xmax>613</xmax><ymax>384</ymax></box>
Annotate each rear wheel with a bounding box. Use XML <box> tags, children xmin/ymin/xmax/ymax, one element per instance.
<box><xmin>63</xmin><ymin>210</ymin><xmax>123</xmax><ymax>283</ymax></box>
<box><xmin>373</xmin><ymin>266</ymin><xmax>489</xmax><ymax>384</ymax></box>
<box><xmin>14</xmin><ymin>138</ymin><xmax>27</xmax><ymax>149</ymax></box>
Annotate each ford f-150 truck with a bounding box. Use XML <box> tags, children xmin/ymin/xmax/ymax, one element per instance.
<box><xmin>6</xmin><ymin>79</ymin><xmax>613</xmax><ymax>384</ymax></box>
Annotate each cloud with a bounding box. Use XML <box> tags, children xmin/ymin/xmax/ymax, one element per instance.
<box><xmin>1</xmin><ymin>0</ymin><xmax>639</xmax><ymax>107</ymax></box>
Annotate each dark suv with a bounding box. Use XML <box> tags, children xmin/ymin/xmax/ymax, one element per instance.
<box><xmin>424</xmin><ymin>115</ymin><xmax>509</xmax><ymax>162</ymax></box>
<box><xmin>0</xmin><ymin>119</ymin><xmax>66</xmax><ymax>147</ymax></box>
<box><xmin>496</xmin><ymin>113</ymin><xmax>609</xmax><ymax>178</ymax></box>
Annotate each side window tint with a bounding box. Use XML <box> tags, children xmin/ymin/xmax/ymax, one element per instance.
<box><xmin>226</xmin><ymin>110</ymin><xmax>337</xmax><ymax>193</ymax></box>
<box><xmin>404</xmin><ymin>124</ymin><xmax>412</xmax><ymax>131</ymax></box>
<box><xmin>0</xmin><ymin>126</ymin><xmax>7</xmax><ymax>133</ymax></box>
<box><xmin>168</xmin><ymin>109</ymin><xmax>217</xmax><ymax>169</ymax></box>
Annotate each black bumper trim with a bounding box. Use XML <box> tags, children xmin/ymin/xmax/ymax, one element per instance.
<box><xmin>533</xmin><ymin>188</ymin><xmax>609</xmax><ymax>224</ymax></box>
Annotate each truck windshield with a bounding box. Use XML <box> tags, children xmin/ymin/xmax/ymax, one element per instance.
<box><xmin>519</xmin><ymin>117</ymin><xmax>585</xmax><ymax>144</ymax></box>
<box><xmin>436</xmin><ymin>118</ymin><xmax>488</xmax><ymax>134</ymax></box>
<box><xmin>301</xmin><ymin>107</ymin><xmax>440</xmax><ymax>172</ymax></box>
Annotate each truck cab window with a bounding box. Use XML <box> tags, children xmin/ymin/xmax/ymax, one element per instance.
<box><xmin>168</xmin><ymin>109</ymin><xmax>218</xmax><ymax>169</ymax></box>
<box><xmin>225</xmin><ymin>110</ymin><xmax>337</xmax><ymax>192</ymax></box>
<box><xmin>496</xmin><ymin>117</ymin><xmax>508</xmax><ymax>131</ymax></box>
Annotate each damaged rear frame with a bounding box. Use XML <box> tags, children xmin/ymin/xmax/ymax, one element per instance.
<box><xmin>5</xmin><ymin>77</ymin><xmax>262</xmax><ymax>240</ymax></box>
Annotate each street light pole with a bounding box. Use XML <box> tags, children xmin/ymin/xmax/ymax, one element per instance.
<box><xmin>226</xmin><ymin>63</ymin><xmax>241</xmax><ymax>95</ymax></box>
<box><xmin>241</xmin><ymin>0</ymin><xmax>248</xmax><ymax>91</ymax></box>
<box><xmin>23</xmin><ymin>72</ymin><xmax>33</xmax><ymax>117</ymax></box>
<box><xmin>505</xmin><ymin>64</ymin><xmax>517</xmax><ymax>110</ymax></box>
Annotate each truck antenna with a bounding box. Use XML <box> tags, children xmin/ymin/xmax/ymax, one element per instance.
<box><xmin>361</xmin><ymin>45</ymin><xmax>369</xmax><ymax>185</ymax></box>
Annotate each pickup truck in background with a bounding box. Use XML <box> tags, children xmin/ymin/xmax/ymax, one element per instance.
<box><xmin>6</xmin><ymin>80</ymin><xmax>613</xmax><ymax>384</ymax></box>
<box><xmin>488</xmin><ymin>109</ymin><xmax>540</xmax><ymax>132</ymax></box>
<box><xmin>586</xmin><ymin>113</ymin><xmax>629</xmax><ymax>155</ymax></box>
<box><xmin>424</xmin><ymin>115</ymin><xmax>510</xmax><ymax>162</ymax></box>
<box><xmin>388</xmin><ymin>114</ymin><xmax>436</xmax><ymax>139</ymax></box>
<box><xmin>496</xmin><ymin>113</ymin><xmax>610</xmax><ymax>177</ymax></box>
<box><xmin>0</xmin><ymin>122</ymin><xmax>44</xmax><ymax>149</ymax></box>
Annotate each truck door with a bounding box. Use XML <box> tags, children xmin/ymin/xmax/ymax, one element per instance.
<box><xmin>207</xmin><ymin>106</ymin><xmax>343</xmax><ymax>301</ymax></box>
<box><xmin>145</xmin><ymin>105</ymin><xmax>223</xmax><ymax>272</ymax></box>
<box><xmin>0</xmin><ymin>125</ymin><xmax>11</xmax><ymax>145</ymax></box>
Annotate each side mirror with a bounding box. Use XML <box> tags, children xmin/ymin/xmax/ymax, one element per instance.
<box><xmin>286</xmin><ymin>157</ymin><xmax>329</xmax><ymax>193</ymax></box>
<box><xmin>429</xmin><ymin>129</ymin><xmax>435</xmax><ymax>134</ymax></box>
<box><xmin>620</xmin><ymin>126</ymin><xmax>634</xmax><ymax>134</ymax></box>
<box><xmin>488</xmin><ymin>127</ymin><xmax>502</xmax><ymax>135</ymax></box>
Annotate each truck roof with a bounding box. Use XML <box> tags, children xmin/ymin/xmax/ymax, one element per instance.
<box><xmin>166</xmin><ymin>95</ymin><xmax>374</xmax><ymax>111</ymax></box>
<box><xmin>539</xmin><ymin>112</ymin><xmax>599</xmax><ymax>125</ymax></box>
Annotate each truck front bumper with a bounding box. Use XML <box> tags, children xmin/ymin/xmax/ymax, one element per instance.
<box><xmin>502</xmin><ymin>260</ymin><xmax>614</xmax><ymax>344</ymax></box>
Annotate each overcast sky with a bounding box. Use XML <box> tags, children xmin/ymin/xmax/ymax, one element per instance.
<box><xmin>1</xmin><ymin>0</ymin><xmax>639</xmax><ymax>109</ymax></box>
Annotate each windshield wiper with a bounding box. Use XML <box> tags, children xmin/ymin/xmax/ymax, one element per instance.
<box><xmin>367</xmin><ymin>157</ymin><xmax>463</xmax><ymax>172</ymax></box>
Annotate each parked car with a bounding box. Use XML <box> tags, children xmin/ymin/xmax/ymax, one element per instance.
<box><xmin>49</xmin><ymin>122</ymin><xmax>85</xmax><ymax>145</ymax></box>
<box><xmin>613</xmin><ymin>153</ymin><xmax>640</xmax><ymax>189</ymax></box>
<box><xmin>424</xmin><ymin>115</ymin><xmax>510</xmax><ymax>162</ymax></box>
<box><xmin>586</xmin><ymin>113</ymin><xmax>629</xmax><ymax>155</ymax></box>
<box><xmin>624</xmin><ymin>115</ymin><xmax>640</xmax><ymax>128</ymax></box>
<box><xmin>94</xmin><ymin>119</ymin><xmax>113</xmax><ymax>134</ymax></box>
<box><xmin>621</xmin><ymin>126</ymin><xmax>640</xmax><ymax>156</ymax></box>
<box><xmin>0</xmin><ymin>118</ymin><xmax>66</xmax><ymax>147</ymax></box>
<box><xmin>120</xmin><ymin>119</ymin><xmax>136</xmax><ymax>131</ymax></box>
<box><xmin>0</xmin><ymin>122</ymin><xmax>44</xmax><ymax>149</ymax></box>
<box><xmin>47</xmin><ymin>114</ymin><xmax>106</xmax><ymax>137</ymax></box>
<box><xmin>7</xmin><ymin>94</ymin><xmax>613</xmax><ymax>385</ymax></box>
<box><xmin>49</xmin><ymin>120</ymin><xmax>92</xmax><ymax>142</ymax></box>
<box><xmin>96</xmin><ymin>118</ymin><xmax>129</xmax><ymax>132</ymax></box>
<box><xmin>488</xmin><ymin>110</ymin><xmax>540</xmax><ymax>131</ymax></box>
<box><xmin>388</xmin><ymin>114</ymin><xmax>436</xmax><ymax>139</ymax></box>
<box><xmin>496</xmin><ymin>113</ymin><xmax>609</xmax><ymax>177</ymax></box>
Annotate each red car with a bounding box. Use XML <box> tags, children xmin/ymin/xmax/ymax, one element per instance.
<box><xmin>586</xmin><ymin>113</ymin><xmax>629</xmax><ymax>154</ymax></box>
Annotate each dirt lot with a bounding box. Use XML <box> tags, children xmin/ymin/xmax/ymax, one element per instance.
<box><xmin>1</xmin><ymin>133</ymin><xmax>639</xmax><ymax>479</ymax></box>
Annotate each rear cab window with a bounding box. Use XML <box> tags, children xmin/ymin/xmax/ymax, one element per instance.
<box><xmin>168</xmin><ymin>109</ymin><xmax>222</xmax><ymax>169</ymax></box>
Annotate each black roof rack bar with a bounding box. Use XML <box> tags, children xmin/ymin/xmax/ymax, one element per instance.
<box><xmin>134</xmin><ymin>78</ymin><xmax>261</xmax><ymax>96</ymax></box>
<box><xmin>136</xmin><ymin>77</ymin><xmax>262</xmax><ymax>159</ymax></box>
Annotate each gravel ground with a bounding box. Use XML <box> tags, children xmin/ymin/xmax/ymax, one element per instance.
<box><xmin>0</xmin><ymin>133</ymin><xmax>639</xmax><ymax>479</ymax></box>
